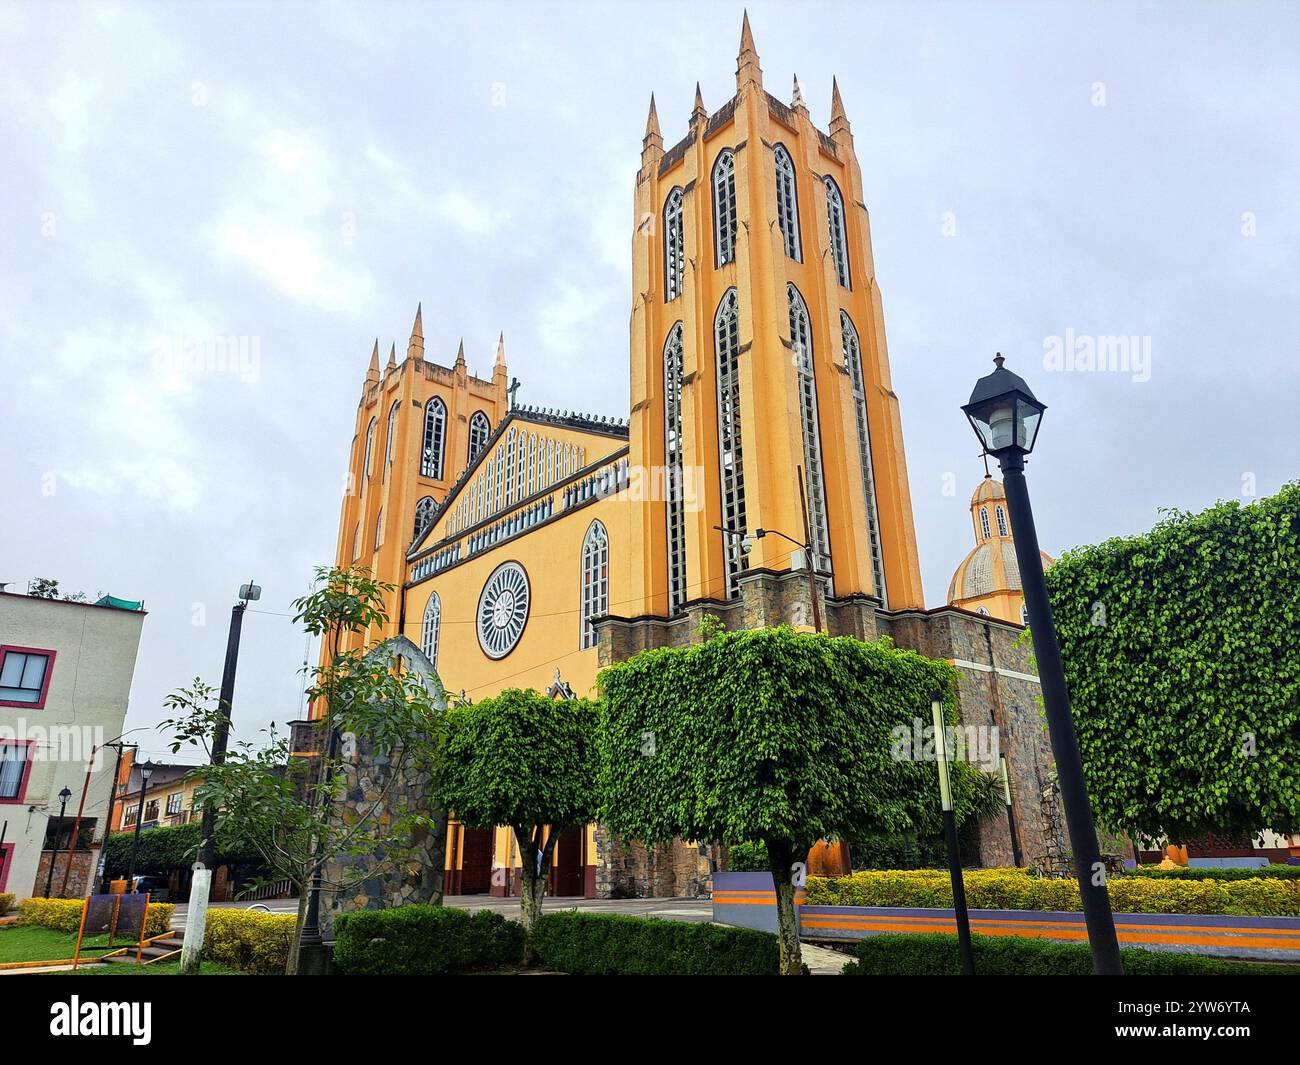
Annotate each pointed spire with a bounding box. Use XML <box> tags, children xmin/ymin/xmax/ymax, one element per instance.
<box><xmin>366</xmin><ymin>338</ymin><xmax>379</xmax><ymax>381</ymax></box>
<box><xmin>641</xmin><ymin>93</ymin><xmax>663</xmax><ymax>164</ymax></box>
<box><xmin>791</xmin><ymin>73</ymin><xmax>806</xmax><ymax>111</ymax></box>
<box><xmin>830</xmin><ymin>76</ymin><xmax>851</xmax><ymax>141</ymax></box>
<box><xmin>406</xmin><ymin>303</ymin><xmax>424</xmax><ymax>361</ymax></box>
<box><xmin>492</xmin><ymin>331</ymin><xmax>508</xmax><ymax>389</ymax></box>
<box><xmin>454</xmin><ymin>336</ymin><xmax>466</xmax><ymax>373</ymax></box>
<box><xmin>736</xmin><ymin>10</ymin><xmax>762</xmax><ymax>92</ymax></box>
<box><xmin>690</xmin><ymin>82</ymin><xmax>707</xmax><ymax>128</ymax></box>
<box><xmin>387</xmin><ymin>342</ymin><xmax>396</xmax><ymax>369</ymax></box>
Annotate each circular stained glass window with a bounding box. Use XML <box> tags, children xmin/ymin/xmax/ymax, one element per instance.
<box><xmin>477</xmin><ymin>561</ymin><xmax>530</xmax><ymax>659</ymax></box>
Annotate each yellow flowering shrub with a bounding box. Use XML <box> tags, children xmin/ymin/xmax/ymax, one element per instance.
<box><xmin>202</xmin><ymin>909</ymin><xmax>295</xmax><ymax>974</ymax></box>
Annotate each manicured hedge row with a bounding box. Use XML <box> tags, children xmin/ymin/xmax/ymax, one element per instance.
<box><xmin>805</xmin><ymin>869</ymin><xmax>1300</xmax><ymax>916</ymax></box>
<box><xmin>532</xmin><ymin>911</ymin><xmax>780</xmax><ymax>975</ymax></box>
<box><xmin>1125</xmin><ymin>865</ymin><xmax>1300</xmax><ymax>882</ymax></box>
<box><xmin>202</xmin><ymin>910</ymin><xmax>295</xmax><ymax>974</ymax></box>
<box><xmin>0</xmin><ymin>893</ymin><xmax>14</xmax><ymax>917</ymax></box>
<box><xmin>18</xmin><ymin>897</ymin><xmax>174</xmax><ymax>936</ymax></box>
<box><xmin>842</xmin><ymin>933</ymin><xmax>1300</xmax><ymax>976</ymax></box>
<box><xmin>333</xmin><ymin>905</ymin><xmax>524</xmax><ymax>975</ymax></box>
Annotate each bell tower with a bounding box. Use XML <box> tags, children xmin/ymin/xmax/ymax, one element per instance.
<box><xmin>626</xmin><ymin>13</ymin><xmax>925</xmax><ymax>619</ymax></box>
<box><xmin>331</xmin><ymin>308</ymin><xmax>510</xmax><ymax>654</ymax></box>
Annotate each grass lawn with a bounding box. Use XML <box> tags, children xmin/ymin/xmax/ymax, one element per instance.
<box><xmin>58</xmin><ymin>959</ymin><xmax>242</xmax><ymax>975</ymax></box>
<box><xmin>0</xmin><ymin>925</ymin><xmax>118</xmax><ymax>964</ymax></box>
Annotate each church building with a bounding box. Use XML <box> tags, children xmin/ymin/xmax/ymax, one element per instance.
<box><xmin>318</xmin><ymin>16</ymin><xmax>1058</xmax><ymax>900</ymax></box>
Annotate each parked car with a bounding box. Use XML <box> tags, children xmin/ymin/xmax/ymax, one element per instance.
<box><xmin>130</xmin><ymin>875</ymin><xmax>170</xmax><ymax>901</ymax></box>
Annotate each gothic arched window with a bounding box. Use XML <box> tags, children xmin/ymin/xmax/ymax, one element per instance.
<box><xmin>824</xmin><ymin>176</ymin><xmax>851</xmax><ymax>289</ymax></box>
<box><xmin>996</xmin><ymin>505</ymin><xmax>1009</xmax><ymax>537</ymax></box>
<box><xmin>980</xmin><ymin>507</ymin><xmax>991</xmax><ymax>540</ymax></box>
<box><xmin>384</xmin><ymin>400</ymin><xmax>399</xmax><ymax>481</ymax></box>
<box><xmin>363</xmin><ymin>418</ymin><xmax>376</xmax><ymax>482</ymax></box>
<box><xmin>714</xmin><ymin>289</ymin><xmax>747</xmax><ymax>596</ymax></box>
<box><xmin>421</xmin><ymin>398</ymin><xmax>447</xmax><ymax>479</ymax></box>
<box><xmin>413</xmin><ymin>495</ymin><xmax>436</xmax><ymax>539</ymax></box>
<box><xmin>351</xmin><ymin>522</ymin><xmax>360</xmax><ymax>561</ymax></box>
<box><xmin>505</xmin><ymin>428</ymin><xmax>517</xmax><ymax>506</ymax></box>
<box><xmin>841</xmin><ymin>311</ymin><xmax>887</xmax><ymax>605</ymax></box>
<box><xmin>422</xmin><ymin>593</ymin><xmax>441</xmax><ymax>669</ymax></box>
<box><xmin>468</xmin><ymin>411</ymin><xmax>490</xmax><ymax>462</ymax></box>
<box><xmin>712</xmin><ymin>150</ymin><xmax>737</xmax><ymax>267</ymax></box>
<box><xmin>774</xmin><ymin>145</ymin><xmax>801</xmax><ymax>261</ymax></box>
<box><xmin>493</xmin><ymin>445</ymin><xmax>505</xmax><ymax>512</ymax></box>
<box><xmin>663</xmin><ymin>322</ymin><xmax>687</xmax><ymax>613</ymax></box>
<box><xmin>374</xmin><ymin>508</ymin><xmax>383</xmax><ymax>550</ymax></box>
<box><xmin>664</xmin><ymin>187</ymin><xmax>685</xmax><ymax>301</ymax></box>
<box><xmin>580</xmin><ymin>520</ymin><xmax>609</xmax><ymax>649</ymax></box>
<box><xmin>788</xmin><ymin>284</ymin><xmax>831</xmax><ymax>576</ymax></box>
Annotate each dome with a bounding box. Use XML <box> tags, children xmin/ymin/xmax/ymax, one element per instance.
<box><xmin>971</xmin><ymin>475</ymin><xmax>1006</xmax><ymax>505</ymax></box>
<box><xmin>947</xmin><ymin>540</ymin><xmax>1053</xmax><ymax>603</ymax></box>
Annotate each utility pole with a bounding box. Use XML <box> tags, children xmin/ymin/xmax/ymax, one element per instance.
<box><xmin>180</xmin><ymin>581</ymin><xmax>259</xmax><ymax>974</ymax></box>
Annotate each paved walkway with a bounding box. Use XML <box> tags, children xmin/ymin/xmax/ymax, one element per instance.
<box><xmin>168</xmin><ymin>895</ymin><xmax>714</xmax><ymax>923</ymax></box>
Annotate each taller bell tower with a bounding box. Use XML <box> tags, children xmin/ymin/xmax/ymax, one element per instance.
<box><xmin>626</xmin><ymin>14</ymin><xmax>925</xmax><ymax>620</ymax></box>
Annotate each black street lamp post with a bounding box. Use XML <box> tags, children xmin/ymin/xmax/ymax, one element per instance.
<box><xmin>931</xmin><ymin>692</ymin><xmax>974</xmax><ymax>975</ymax></box>
<box><xmin>43</xmin><ymin>786</ymin><xmax>73</xmax><ymax>898</ymax></box>
<box><xmin>181</xmin><ymin>580</ymin><xmax>260</xmax><ymax>974</ymax></box>
<box><xmin>961</xmin><ymin>353</ymin><xmax>1124</xmax><ymax>975</ymax></box>
<box><xmin>126</xmin><ymin>762</ymin><xmax>154</xmax><ymax>890</ymax></box>
<box><xmin>298</xmin><ymin>723</ymin><xmax>342</xmax><ymax>962</ymax></box>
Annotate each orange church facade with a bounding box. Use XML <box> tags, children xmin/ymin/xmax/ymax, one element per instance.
<box><xmin>316</xmin><ymin>16</ymin><xmax>1055</xmax><ymax>900</ymax></box>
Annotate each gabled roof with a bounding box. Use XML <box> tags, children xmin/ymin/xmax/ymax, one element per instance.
<box><xmin>406</xmin><ymin>404</ymin><xmax>629</xmax><ymax>558</ymax></box>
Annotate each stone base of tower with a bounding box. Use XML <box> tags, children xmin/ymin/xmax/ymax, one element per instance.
<box><xmin>593</xmin><ymin>571</ymin><xmax>1063</xmax><ymax>897</ymax></box>
<box><xmin>593</xmin><ymin>830</ymin><xmax>713</xmax><ymax>899</ymax></box>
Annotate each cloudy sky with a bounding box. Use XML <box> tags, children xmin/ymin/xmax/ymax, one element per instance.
<box><xmin>2</xmin><ymin>0</ymin><xmax>1296</xmax><ymax>759</ymax></box>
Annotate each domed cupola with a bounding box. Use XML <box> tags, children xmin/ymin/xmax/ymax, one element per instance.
<box><xmin>947</xmin><ymin>475</ymin><xmax>1054</xmax><ymax>624</ymax></box>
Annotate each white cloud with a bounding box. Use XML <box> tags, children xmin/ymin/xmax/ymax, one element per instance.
<box><xmin>216</xmin><ymin>215</ymin><xmax>374</xmax><ymax>313</ymax></box>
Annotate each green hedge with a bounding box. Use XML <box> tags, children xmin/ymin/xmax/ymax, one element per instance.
<box><xmin>1125</xmin><ymin>865</ymin><xmax>1300</xmax><ymax>882</ymax></box>
<box><xmin>333</xmin><ymin>905</ymin><xmax>524</xmax><ymax>975</ymax></box>
<box><xmin>532</xmin><ymin>911</ymin><xmax>779</xmax><ymax>975</ymax></box>
<box><xmin>842</xmin><ymin>933</ymin><xmax>1300</xmax><ymax>976</ymax></box>
<box><xmin>202</xmin><ymin>910</ymin><xmax>295</xmax><ymax>975</ymax></box>
<box><xmin>806</xmin><ymin>868</ymin><xmax>1300</xmax><ymax>916</ymax></box>
<box><xmin>0</xmin><ymin>893</ymin><xmax>14</xmax><ymax>917</ymax></box>
<box><xmin>102</xmin><ymin>822</ymin><xmax>261</xmax><ymax>878</ymax></box>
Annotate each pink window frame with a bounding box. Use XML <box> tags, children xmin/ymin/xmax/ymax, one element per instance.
<box><xmin>0</xmin><ymin>645</ymin><xmax>57</xmax><ymax>709</ymax></box>
<box><xmin>0</xmin><ymin>842</ymin><xmax>13</xmax><ymax>891</ymax></box>
<box><xmin>0</xmin><ymin>738</ymin><xmax>37</xmax><ymax>805</ymax></box>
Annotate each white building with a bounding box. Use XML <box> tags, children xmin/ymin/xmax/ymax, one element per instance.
<box><xmin>0</xmin><ymin>591</ymin><xmax>145</xmax><ymax>901</ymax></box>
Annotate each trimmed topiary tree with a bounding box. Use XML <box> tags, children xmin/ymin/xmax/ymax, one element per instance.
<box><xmin>435</xmin><ymin>689</ymin><xmax>599</xmax><ymax>951</ymax></box>
<box><xmin>599</xmin><ymin>626</ymin><xmax>982</xmax><ymax>975</ymax></box>
<box><xmin>1044</xmin><ymin>482</ymin><xmax>1300</xmax><ymax>843</ymax></box>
